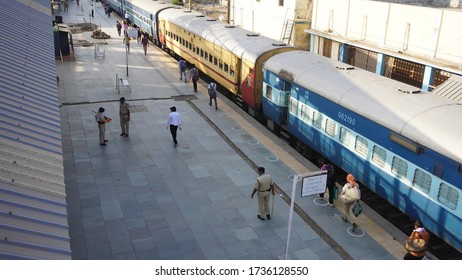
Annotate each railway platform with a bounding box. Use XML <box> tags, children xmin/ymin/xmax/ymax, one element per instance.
<box><xmin>57</xmin><ymin>1</ymin><xmax>414</xmax><ymax>260</ymax></box>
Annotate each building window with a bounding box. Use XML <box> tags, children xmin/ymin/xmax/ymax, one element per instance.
<box><xmin>413</xmin><ymin>169</ymin><xmax>432</xmax><ymax>194</ymax></box>
<box><xmin>279</xmin><ymin>0</ymin><xmax>284</xmax><ymax>6</ymax></box>
<box><xmin>391</xmin><ymin>156</ymin><xmax>408</xmax><ymax>178</ymax></box>
<box><xmin>438</xmin><ymin>183</ymin><xmax>459</xmax><ymax>210</ymax></box>
<box><xmin>339</xmin><ymin>127</ymin><xmax>351</xmax><ymax>146</ymax></box>
<box><xmin>355</xmin><ymin>136</ymin><xmax>368</xmax><ymax>158</ymax></box>
<box><xmin>372</xmin><ymin>145</ymin><xmax>386</xmax><ymax>167</ymax></box>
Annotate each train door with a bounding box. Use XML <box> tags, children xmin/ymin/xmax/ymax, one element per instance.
<box><xmin>159</xmin><ymin>20</ymin><xmax>166</xmax><ymax>47</ymax></box>
<box><xmin>231</xmin><ymin>56</ymin><xmax>241</xmax><ymax>94</ymax></box>
<box><xmin>121</xmin><ymin>0</ymin><xmax>126</xmax><ymax>16</ymax></box>
<box><xmin>280</xmin><ymin>80</ymin><xmax>291</xmax><ymax>126</ymax></box>
<box><xmin>150</xmin><ymin>14</ymin><xmax>156</xmax><ymax>45</ymax></box>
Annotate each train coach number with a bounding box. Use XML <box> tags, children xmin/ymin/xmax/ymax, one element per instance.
<box><xmin>338</xmin><ymin>112</ymin><xmax>356</xmax><ymax>125</ymax></box>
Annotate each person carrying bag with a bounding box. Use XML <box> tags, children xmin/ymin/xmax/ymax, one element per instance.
<box><xmin>340</xmin><ymin>174</ymin><xmax>361</xmax><ymax>232</ymax></box>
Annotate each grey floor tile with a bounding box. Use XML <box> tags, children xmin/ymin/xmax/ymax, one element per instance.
<box><xmin>109</xmin><ymin>239</ymin><xmax>134</xmax><ymax>255</ymax></box>
<box><xmin>132</xmin><ymin>237</ymin><xmax>156</xmax><ymax>251</ymax></box>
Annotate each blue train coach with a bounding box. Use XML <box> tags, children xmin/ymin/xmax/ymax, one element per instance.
<box><xmin>262</xmin><ymin>50</ymin><xmax>462</xmax><ymax>253</ymax></box>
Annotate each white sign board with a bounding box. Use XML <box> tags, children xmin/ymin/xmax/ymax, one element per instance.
<box><xmin>301</xmin><ymin>171</ymin><xmax>327</xmax><ymax>197</ymax></box>
<box><xmin>127</xmin><ymin>28</ymin><xmax>138</xmax><ymax>38</ymax></box>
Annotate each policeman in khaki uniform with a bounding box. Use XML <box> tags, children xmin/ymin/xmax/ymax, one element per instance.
<box><xmin>119</xmin><ymin>97</ymin><xmax>130</xmax><ymax>137</ymax></box>
<box><xmin>251</xmin><ymin>167</ymin><xmax>275</xmax><ymax>220</ymax></box>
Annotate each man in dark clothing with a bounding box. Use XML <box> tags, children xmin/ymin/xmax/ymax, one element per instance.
<box><xmin>191</xmin><ymin>64</ymin><xmax>199</xmax><ymax>92</ymax></box>
<box><xmin>319</xmin><ymin>159</ymin><xmax>336</xmax><ymax>206</ymax></box>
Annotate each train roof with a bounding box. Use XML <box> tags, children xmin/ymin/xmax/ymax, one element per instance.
<box><xmin>128</xmin><ymin>0</ymin><xmax>173</xmax><ymax>13</ymax></box>
<box><xmin>158</xmin><ymin>7</ymin><xmax>295</xmax><ymax>62</ymax></box>
<box><xmin>264</xmin><ymin>51</ymin><xmax>462</xmax><ymax>164</ymax></box>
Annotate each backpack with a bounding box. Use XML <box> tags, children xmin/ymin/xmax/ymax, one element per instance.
<box><xmin>208</xmin><ymin>82</ymin><xmax>216</xmax><ymax>97</ymax></box>
<box><xmin>192</xmin><ymin>68</ymin><xmax>199</xmax><ymax>81</ymax></box>
<box><xmin>180</xmin><ymin>60</ymin><xmax>186</xmax><ymax>71</ymax></box>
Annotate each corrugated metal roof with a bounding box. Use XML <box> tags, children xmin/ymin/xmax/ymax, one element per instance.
<box><xmin>0</xmin><ymin>0</ymin><xmax>70</xmax><ymax>259</ymax></box>
<box><xmin>431</xmin><ymin>74</ymin><xmax>462</xmax><ymax>102</ymax></box>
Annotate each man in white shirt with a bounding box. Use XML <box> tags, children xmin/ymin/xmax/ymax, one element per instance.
<box><xmin>166</xmin><ymin>106</ymin><xmax>182</xmax><ymax>147</ymax></box>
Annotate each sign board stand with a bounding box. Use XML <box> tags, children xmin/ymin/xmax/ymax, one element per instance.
<box><xmin>283</xmin><ymin>170</ymin><xmax>327</xmax><ymax>260</ymax></box>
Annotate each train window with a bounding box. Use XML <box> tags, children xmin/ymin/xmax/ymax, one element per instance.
<box><xmin>246</xmin><ymin>76</ymin><xmax>252</xmax><ymax>87</ymax></box>
<box><xmin>372</xmin><ymin>145</ymin><xmax>386</xmax><ymax>167</ymax></box>
<box><xmin>355</xmin><ymin>136</ymin><xmax>368</xmax><ymax>158</ymax></box>
<box><xmin>189</xmin><ymin>43</ymin><xmax>192</xmax><ymax>50</ymax></box>
<box><xmin>219</xmin><ymin>60</ymin><xmax>223</xmax><ymax>70</ymax></box>
<box><xmin>339</xmin><ymin>127</ymin><xmax>351</xmax><ymax>146</ymax></box>
<box><xmin>196</xmin><ymin>47</ymin><xmax>199</xmax><ymax>55</ymax></box>
<box><xmin>230</xmin><ymin>65</ymin><xmax>235</xmax><ymax>77</ymax></box>
<box><xmin>437</xmin><ymin>183</ymin><xmax>459</xmax><ymax>210</ymax></box>
<box><xmin>300</xmin><ymin>104</ymin><xmax>311</xmax><ymax>123</ymax></box>
<box><xmin>205</xmin><ymin>52</ymin><xmax>208</xmax><ymax>60</ymax></box>
<box><xmin>214</xmin><ymin>57</ymin><xmax>218</xmax><ymax>66</ymax></box>
<box><xmin>289</xmin><ymin>98</ymin><xmax>298</xmax><ymax>114</ymax></box>
<box><xmin>209</xmin><ymin>55</ymin><xmax>213</xmax><ymax>63</ymax></box>
<box><xmin>266</xmin><ymin>85</ymin><xmax>273</xmax><ymax>101</ymax></box>
<box><xmin>412</xmin><ymin>169</ymin><xmax>432</xmax><ymax>194</ymax></box>
<box><xmin>391</xmin><ymin>156</ymin><xmax>408</xmax><ymax>178</ymax></box>
<box><xmin>224</xmin><ymin>63</ymin><xmax>229</xmax><ymax>73</ymax></box>
<box><xmin>325</xmin><ymin>119</ymin><xmax>336</xmax><ymax>136</ymax></box>
<box><xmin>312</xmin><ymin>111</ymin><xmax>322</xmax><ymax>128</ymax></box>
<box><xmin>200</xmin><ymin>49</ymin><xmax>204</xmax><ymax>57</ymax></box>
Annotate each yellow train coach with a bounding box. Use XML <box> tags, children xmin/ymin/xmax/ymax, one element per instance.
<box><xmin>157</xmin><ymin>7</ymin><xmax>296</xmax><ymax>116</ymax></box>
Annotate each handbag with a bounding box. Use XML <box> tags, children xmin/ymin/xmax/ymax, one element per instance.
<box><xmin>352</xmin><ymin>201</ymin><xmax>362</xmax><ymax>217</ymax></box>
<box><xmin>404</xmin><ymin>239</ymin><xmax>427</xmax><ymax>252</ymax></box>
<box><xmin>332</xmin><ymin>185</ymin><xmax>339</xmax><ymax>200</ymax></box>
<box><xmin>341</xmin><ymin>184</ymin><xmax>360</xmax><ymax>203</ymax></box>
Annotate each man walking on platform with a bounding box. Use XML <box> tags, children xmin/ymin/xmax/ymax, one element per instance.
<box><xmin>119</xmin><ymin>97</ymin><xmax>130</xmax><ymax>137</ymax></box>
<box><xmin>178</xmin><ymin>59</ymin><xmax>187</xmax><ymax>80</ymax></box>
<box><xmin>123</xmin><ymin>35</ymin><xmax>131</xmax><ymax>53</ymax></box>
<box><xmin>191</xmin><ymin>64</ymin><xmax>199</xmax><ymax>92</ymax></box>
<box><xmin>166</xmin><ymin>106</ymin><xmax>181</xmax><ymax>147</ymax></box>
<box><xmin>116</xmin><ymin>21</ymin><xmax>122</xmax><ymax>36</ymax></box>
<box><xmin>141</xmin><ymin>35</ymin><xmax>149</xmax><ymax>55</ymax></box>
<box><xmin>251</xmin><ymin>167</ymin><xmax>275</xmax><ymax>220</ymax></box>
<box><xmin>208</xmin><ymin>80</ymin><xmax>217</xmax><ymax>110</ymax></box>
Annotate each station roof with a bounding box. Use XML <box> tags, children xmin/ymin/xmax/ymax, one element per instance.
<box><xmin>0</xmin><ymin>0</ymin><xmax>70</xmax><ymax>259</ymax></box>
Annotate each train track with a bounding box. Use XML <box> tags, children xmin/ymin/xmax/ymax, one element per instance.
<box><xmin>358</xmin><ymin>184</ymin><xmax>462</xmax><ymax>260</ymax></box>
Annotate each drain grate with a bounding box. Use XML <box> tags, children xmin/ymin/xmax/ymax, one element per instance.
<box><xmin>172</xmin><ymin>95</ymin><xmax>197</xmax><ymax>101</ymax></box>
